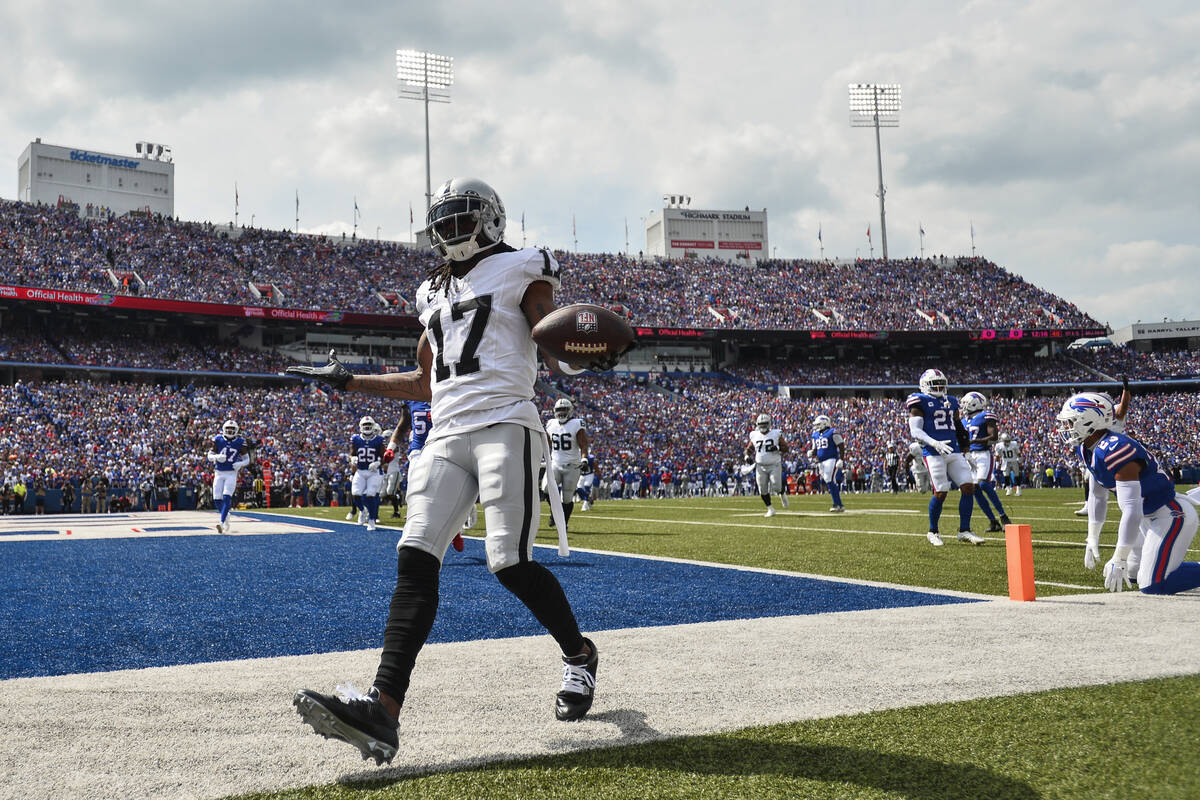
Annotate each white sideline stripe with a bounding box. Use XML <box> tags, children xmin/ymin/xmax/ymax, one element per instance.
<box><xmin>1035</xmin><ymin>580</ymin><xmax>1097</xmax><ymax>590</ymax></box>
<box><xmin>3</xmin><ymin>592</ymin><xmax>1197</xmax><ymax>800</ymax></box>
<box><xmin>0</xmin><ymin>511</ymin><xmax>332</xmax><ymax>542</ymax></box>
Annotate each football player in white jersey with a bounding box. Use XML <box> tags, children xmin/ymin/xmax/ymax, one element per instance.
<box><xmin>287</xmin><ymin>177</ymin><xmax>624</xmax><ymax>763</ymax></box>
<box><xmin>995</xmin><ymin>433</ymin><xmax>1022</xmax><ymax>496</ymax></box>
<box><xmin>907</xmin><ymin>441</ymin><xmax>931</xmax><ymax>493</ymax></box>
<box><xmin>747</xmin><ymin>413</ymin><xmax>789</xmax><ymax>517</ymax></box>
<box><xmin>545</xmin><ymin>398</ymin><xmax>590</xmax><ymax>529</ymax></box>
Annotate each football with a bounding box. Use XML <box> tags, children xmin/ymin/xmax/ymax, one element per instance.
<box><xmin>531</xmin><ymin>303</ymin><xmax>635</xmax><ymax>368</ymax></box>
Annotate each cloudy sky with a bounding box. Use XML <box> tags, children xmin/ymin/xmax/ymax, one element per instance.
<box><xmin>2</xmin><ymin>0</ymin><xmax>1197</xmax><ymax>329</ymax></box>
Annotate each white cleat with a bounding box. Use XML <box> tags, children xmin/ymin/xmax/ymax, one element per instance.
<box><xmin>1015</xmin><ymin>488</ymin><xmax>1022</xmax><ymax>496</ymax></box>
<box><xmin>581</xmin><ymin>500</ymin><xmax>591</xmax><ymax>512</ymax></box>
<box><xmin>958</xmin><ymin>531</ymin><xmax>986</xmax><ymax>545</ymax></box>
<box><xmin>345</xmin><ymin>511</ymin><xmax>356</xmax><ymax>521</ymax></box>
<box><xmin>927</xmin><ymin>531</ymin><xmax>944</xmax><ymax>546</ymax></box>
<box><xmin>1004</xmin><ymin>487</ymin><xmax>1012</xmax><ymax>496</ymax></box>
<box><xmin>764</xmin><ymin>507</ymin><xmax>776</xmax><ymax>518</ymax></box>
<box><xmin>366</xmin><ymin>519</ymin><xmax>376</xmax><ymax>532</ymax></box>
<box><xmin>780</xmin><ymin>494</ymin><xmax>789</xmax><ymax>508</ymax></box>
<box><xmin>829</xmin><ymin>506</ymin><xmax>845</xmax><ymax>513</ymax></box>
<box><xmin>1073</xmin><ymin>505</ymin><xmax>1088</xmax><ymax>516</ymax></box>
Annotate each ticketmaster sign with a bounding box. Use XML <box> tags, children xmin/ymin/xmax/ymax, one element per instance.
<box><xmin>69</xmin><ymin>150</ymin><xmax>141</xmax><ymax>169</ymax></box>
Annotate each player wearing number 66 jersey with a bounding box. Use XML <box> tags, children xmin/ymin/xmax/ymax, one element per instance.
<box><xmin>747</xmin><ymin>414</ymin><xmax>789</xmax><ymax>517</ymax></box>
<box><xmin>906</xmin><ymin>369</ymin><xmax>982</xmax><ymax>547</ymax></box>
<box><xmin>287</xmin><ymin>177</ymin><xmax>605</xmax><ymax>764</ymax></box>
<box><xmin>545</xmin><ymin>398</ymin><xmax>590</xmax><ymax>529</ymax></box>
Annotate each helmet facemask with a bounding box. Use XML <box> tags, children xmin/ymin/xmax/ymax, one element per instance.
<box><xmin>424</xmin><ymin>179</ymin><xmax>506</xmax><ymax>262</ymax></box>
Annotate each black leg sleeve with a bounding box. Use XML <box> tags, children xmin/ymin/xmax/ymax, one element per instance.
<box><xmin>373</xmin><ymin>545</ymin><xmax>441</xmax><ymax>706</ymax></box>
<box><xmin>495</xmin><ymin>561</ymin><xmax>585</xmax><ymax>656</ymax></box>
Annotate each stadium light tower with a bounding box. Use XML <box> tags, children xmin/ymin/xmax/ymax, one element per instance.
<box><xmin>396</xmin><ymin>49</ymin><xmax>454</xmax><ymax>213</ymax></box>
<box><xmin>849</xmin><ymin>83</ymin><xmax>901</xmax><ymax>261</ymax></box>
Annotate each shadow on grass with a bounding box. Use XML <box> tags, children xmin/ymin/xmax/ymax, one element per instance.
<box><xmin>339</xmin><ymin>730</ymin><xmax>1039</xmax><ymax>800</ymax></box>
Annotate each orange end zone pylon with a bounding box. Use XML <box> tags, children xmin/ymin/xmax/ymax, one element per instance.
<box><xmin>1005</xmin><ymin>524</ymin><xmax>1035</xmax><ymax>601</ymax></box>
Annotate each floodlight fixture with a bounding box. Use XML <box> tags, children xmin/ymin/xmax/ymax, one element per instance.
<box><xmin>397</xmin><ymin>49</ymin><xmax>454</xmax><ymax>212</ymax></box>
<box><xmin>848</xmin><ymin>83</ymin><xmax>901</xmax><ymax>260</ymax></box>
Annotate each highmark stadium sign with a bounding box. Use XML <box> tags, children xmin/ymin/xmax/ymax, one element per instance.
<box><xmin>68</xmin><ymin>150</ymin><xmax>141</xmax><ymax>169</ymax></box>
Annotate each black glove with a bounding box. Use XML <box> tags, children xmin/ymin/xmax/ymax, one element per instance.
<box><xmin>285</xmin><ymin>349</ymin><xmax>352</xmax><ymax>390</ymax></box>
<box><xmin>588</xmin><ymin>338</ymin><xmax>637</xmax><ymax>372</ymax></box>
<box><xmin>1122</xmin><ymin>375</ymin><xmax>1130</xmax><ymax>393</ymax></box>
<box><xmin>580</xmin><ymin>461</ymin><xmax>592</xmax><ymax>475</ymax></box>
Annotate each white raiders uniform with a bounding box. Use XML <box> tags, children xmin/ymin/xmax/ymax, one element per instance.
<box><xmin>750</xmin><ymin>427</ymin><xmax>784</xmax><ymax>495</ymax></box>
<box><xmin>546</xmin><ymin>416</ymin><xmax>586</xmax><ymax>501</ymax></box>
<box><xmin>404</xmin><ymin>247</ymin><xmax>560</xmax><ymax>572</ymax></box>
<box><xmin>996</xmin><ymin>439</ymin><xmax>1020</xmax><ymax>472</ymax></box>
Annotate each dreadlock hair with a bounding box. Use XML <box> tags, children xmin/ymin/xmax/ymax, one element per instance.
<box><xmin>426</xmin><ymin>260</ymin><xmax>456</xmax><ymax>297</ymax></box>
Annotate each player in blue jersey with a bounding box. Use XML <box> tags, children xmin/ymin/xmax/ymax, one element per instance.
<box><xmin>1056</xmin><ymin>392</ymin><xmax>1199</xmax><ymax>594</ymax></box>
<box><xmin>959</xmin><ymin>391</ymin><xmax>1013</xmax><ymax>533</ymax></box>
<box><xmin>383</xmin><ymin>401</ymin><xmax>464</xmax><ymax>550</ymax></box>
<box><xmin>383</xmin><ymin>401</ymin><xmax>431</xmax><ymax>518</ymax></box>
<box><xmin>206</xmin><ymin>419</ymin><xmax>249</xmax><ymax>533</ymax></box>
<box><xmin>348</xmin><ymin>416</ymin><xmax>386</xmax><ymax>532</ymax></box>
<box><xmin>807</xmin><ymin>415</ymin><xmax>845</xmax><ymax>512</ymax></box>
<box><xmin>906</xmin><ymin>369</ymin><xmax>984</xmax><ymax>546</ymax></box>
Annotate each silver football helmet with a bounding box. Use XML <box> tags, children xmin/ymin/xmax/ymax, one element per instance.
<box><xmin>813</xmin><ymin>414</ymin><xmax>832</xmax><ymax>432</ymax></box>
<box><xmin>1055</xmin><ymin>393</ymin><xmax>1114</xmax><ymax>446</ymax></box>
<box><xmin>424</xmin><ymin>177</ymin><xmax>506</xmax><ymax>261</ymax></box>
<box><xmin>221</xmin><ymin>420</ymin><xmax>239</xmax><ymax>438</ymax></box>
<box><xmin>359</xmin><ymin>416</ymin><xmax>377</xmax><ymax>437</ymax></box>
<box><xmin>554</xmin><ymin>398</ymin><xmax>573</xmax><ymax>423</ymax></box>
<box><xmin>919</xmin><ymin>368</ymin><xmax>948</xmax><ymax>397</ymax></box>
<box><xmin>1000</xmin><ymin>433</ymin><xmax>1011</xmax><ymax>443</ymax></box>
<box><xmin>960</xmin><ymin>391</ymin><xmax>987</xmax><ymax>415</ymax></box>
<box><xmin>755</xmin><ymin>413</ymin><xmax>772</xmax><ymax>433</ymax></box>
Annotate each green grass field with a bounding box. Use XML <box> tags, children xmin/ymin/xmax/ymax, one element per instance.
<box><xmin>235</xmin><ymin>489</ymin><xmax>1199</xmax><ymax>800</ymax></box>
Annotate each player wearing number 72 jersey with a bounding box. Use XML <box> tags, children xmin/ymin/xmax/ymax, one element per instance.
<box><xmin>906</xmin><ymin>369</ymin><xmax>982</xmax><ymax>547</ymax></box>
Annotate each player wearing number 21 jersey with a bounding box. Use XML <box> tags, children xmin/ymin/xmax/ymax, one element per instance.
<box><xmin>906</xmin><ymin>368</ymin><xmax>982</xmax><ymax>547</ymax></box>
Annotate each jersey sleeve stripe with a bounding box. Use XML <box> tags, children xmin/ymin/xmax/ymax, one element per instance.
<box><xmin>1103</xmin><ymin>444</ymin><xmax>1135</xmax><ymax>466</ymax></box>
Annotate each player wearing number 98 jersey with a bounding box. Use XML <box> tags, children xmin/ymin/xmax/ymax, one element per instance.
<box><xmin>906</xmin><ymin>369</ymin><xmax>982</xmax><ymax>546</ymax></box>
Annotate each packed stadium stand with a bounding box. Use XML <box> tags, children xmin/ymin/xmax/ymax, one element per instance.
<box><xmin>2</xmin><ymin>199</ymin><xmax>1101</xmax><ymax>330</ymax></box>
<box><xmin>1</xmin><ymin>198</ymin><xmax>1197</xmax><ymax>513</ymax></box>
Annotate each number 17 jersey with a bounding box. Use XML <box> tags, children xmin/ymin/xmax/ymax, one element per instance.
<box><xmin>416</xmin><ymin>247</ymin><xmax>561</xmax><ymax>442</ymax></box>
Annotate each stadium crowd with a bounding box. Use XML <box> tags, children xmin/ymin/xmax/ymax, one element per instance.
<box><xmin>2</xmin><ymin>199</ymin><xmax>1101</xmax><ymax>331</ymax></box>
<box><xmin>4</xmin><ymin>370</ymin><xmax>1194</xmax><ymax>513</ymax></box>
<box><xmin>724</xmin><ymin>347</ymin><xmax>1200</xmax><ymax>386</ymax></box>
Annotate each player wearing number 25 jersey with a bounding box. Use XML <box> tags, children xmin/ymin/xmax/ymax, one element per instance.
<box><xmin>906</xmin><ymin>368</ymin><xmax>982</xmax><ymax>547</ymax></box>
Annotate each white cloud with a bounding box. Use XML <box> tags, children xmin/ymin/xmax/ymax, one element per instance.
<box><xmin>0</xmin><ymin>1</ymin><xmax>1197</xmax><ymax>326</ymax></box>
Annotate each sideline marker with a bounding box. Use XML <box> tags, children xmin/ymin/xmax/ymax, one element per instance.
<box><xmin>1005</xmin><ymin>523</ymin><xmax>1035</xmax><ymax>601</ymax></box>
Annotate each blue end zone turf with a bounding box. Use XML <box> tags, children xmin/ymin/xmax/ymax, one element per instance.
<box><xmin>0</xmin><ymin>513</ymin><xmax>977</xmax><ymax>678</ymax></box>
